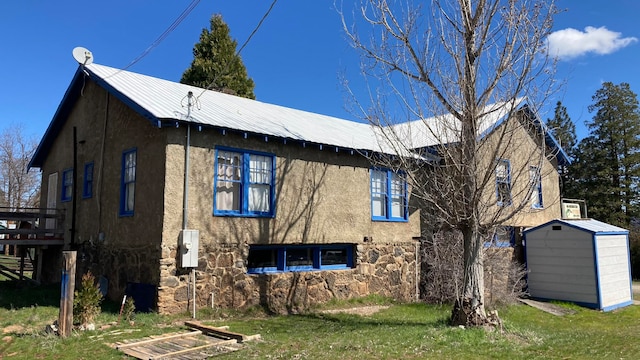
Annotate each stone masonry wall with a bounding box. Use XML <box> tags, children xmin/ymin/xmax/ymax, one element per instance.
<box><xmin>158</xmin><ymin>242</ymin><xmax>418</xmax><ymax>314</ymax></box>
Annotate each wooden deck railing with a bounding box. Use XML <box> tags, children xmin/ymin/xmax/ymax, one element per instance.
<box><xmin>0</xmin><ymin>207</ymin><xmax>65</xmax><ymax>246</ymax></box>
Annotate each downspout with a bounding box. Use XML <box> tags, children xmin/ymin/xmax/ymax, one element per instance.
<box><xmin>71</xmin><ymin>126</ymin><xmax>78</xmax><ymax>248</ymax></box>
<box><xmin>97</xmin><ymin>92</ymin><xmax>109</xmax><ymax>238</ymax></box>
<box><xmin>182</xmin><ymin>93</ymin><xmax>192</xmax><ymax>230</ymax></box>
<box><xmin>182</xmin><ymin>91</ymin><xmax>195</xmax><ymax>319</ymax></box>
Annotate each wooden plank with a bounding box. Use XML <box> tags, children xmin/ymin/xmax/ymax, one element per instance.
<box><xmin>116</xmin><ymin>331</ymin><xmax>202</xmax><ymax>349</ymax></box>
<box><xmin>121</xmin><ymin>345</ymin><xmax>158</xmax><ymax>360</ymax></box>
<box><xmin>149</xmin><ymin>339</ymin><xmax>237</xmax><ymax>360</ymax></box>
<box><xmin>0</xmin><ymin>266</ymin><xmax>20</xmax><ymax>280</ymax></box>
<box><xmin>184</xmin><ymin>321</ymin><xmax>246</xmax><ymax>342</ymax></box>
<box><xmin>0</xmin><ymin>239</ymin><xmax>65</xmax><ymax>246</ymax></box>
<box><xmin>0</xmin><ymin>229</ymin><xmax>65</xmax><ymax>235</ymax></box>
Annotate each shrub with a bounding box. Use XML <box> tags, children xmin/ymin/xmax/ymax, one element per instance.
<box><xmin>420</xmin><ymin>228</ymin><xmax>526</xmax><ymax>308</ymax></box>
<box><xmin>73</xmin><ymin>272</ymin><xmax>103</xmax><ymax>326</ymax></box>
<box><xmin>122</xmin><ymin>296</ymin><xmax>136</xmax><ymax>322</ymax></box>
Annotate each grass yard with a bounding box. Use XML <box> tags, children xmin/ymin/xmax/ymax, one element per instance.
<box><xmin>2</xmin><ymin>281</ymin><xmax>640</xmax><ymax>359</ymax></box>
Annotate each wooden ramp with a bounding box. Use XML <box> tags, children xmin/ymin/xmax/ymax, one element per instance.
<box><xmin>113</xmin><ymin>322</ymin><xmax>260</xmax><ymax>359</ymax></box>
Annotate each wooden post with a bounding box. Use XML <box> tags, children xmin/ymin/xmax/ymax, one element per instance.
<box><xmin>58</xmin><ymin>251</ymin><xmax>77</xmax><ymax>337</ymax></box>
<box><xmin>19</xmin><ymin>246</ymin><xmax>25</xmax><ymax>280</ymax></box>
<box><xmin>35</xmin><ymin>247</ymin><xmax>43</xmax><ymax>284</ymax></box>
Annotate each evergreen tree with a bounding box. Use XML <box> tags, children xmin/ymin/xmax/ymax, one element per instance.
<box><xmin>546</xmin><ymin>101</ymin><xmax>577</xmax><ymax>152</ymax></box>
<box><xmin>546</xmin><ymin>101</ymin><xmax>577</xmax><ymax>197</ymax></box>
<box><xmin>181</xmin><ymin>14</ymin><xmax>255</xmax><ymax>99</ymax></box>
<box><xmin>570</xmin><ymin>82</ymin><xmax>640</xmax><ymax>226</ymax></box>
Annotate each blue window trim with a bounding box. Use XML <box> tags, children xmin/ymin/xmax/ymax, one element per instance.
<box><xmin>485</xmin><ymin>226</ymin><xmax>515</xmax><ymax>248</ymax></box>
<box><xmin>247</xmin><ymin>244</ymin><xmax>354</xmax><ymax>274</ymax></box>
<box><xmin>530</xmin><ymin>166</ymin><xmax>543</xmax><ymax>209</ymax></box>
<box><xmin>213</xmin><ymin>146</ymin><xmax>276</xmax><ymax>218</ymax></box>
<box><xmin>61</xmin><ymin>168</ymin><xmax>73</xmax><ymax>202</ymax></box>
<box><xmin>370</xmin><ymin>168</ymin><xmax>408</xmax><ymax>222</ymax></box>
<box><xmin>119</xmin><ymin>148</ymin><xmax>136</xmax><ymax>217</ymax></box>
<box><xmin>496</xmin><ymin>159</ymin><xmax>512</xmax><ymax>207</ymax></box>
<box><xmin>82</xmin><ymin>162</ymin><xmax>94</xmax><ymax>199</ymax></box>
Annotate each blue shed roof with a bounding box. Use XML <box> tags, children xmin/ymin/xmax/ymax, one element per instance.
<box><xmin>524</xmin><ymin>218</ymin><xmax>629</xmax><ymax>235</ymax></box>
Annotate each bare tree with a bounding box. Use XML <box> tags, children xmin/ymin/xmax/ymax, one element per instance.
<box><xmin>340</xmin><ymin>0</ymin><xmax>558</xmax><ymax>326</ymax></box>
<box><xmin>0</xmin><ymin>124</ymin><xmax>40</xmax><ymax>210</ymax></box>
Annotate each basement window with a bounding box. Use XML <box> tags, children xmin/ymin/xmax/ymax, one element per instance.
<box><xmin>247</xmin><ymin>244</ymin><xmax>354</xmax><ymax>274</ymax></box>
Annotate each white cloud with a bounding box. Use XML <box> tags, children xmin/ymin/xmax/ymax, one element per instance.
<box><xmin>546</xmin><ymin>26</ymin><xmax>637</xmax><ymax>60</ymax></box>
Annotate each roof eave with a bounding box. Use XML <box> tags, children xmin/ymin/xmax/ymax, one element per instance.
<box><xmin>29</xmin><ymin>66</ymin><xmax>86</xmax><ymax>169</ymax></box>
<box><xmin>29</xmin><ymin>66</ymin><xmax>162</xmax><ymax>170</ymax></box>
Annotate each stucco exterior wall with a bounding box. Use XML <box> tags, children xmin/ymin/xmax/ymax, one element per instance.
<box><xmin>37</xmin><ymin>81</ymin><xmax>166</xmax><ymax>300</ymax></box>
<box><xmin>157</xmin><ymin>127</ymin><xmax>421</xmax><ymax>313</ymax></box>
<box><xmin>478</xmin><ymin>115</ymin><xmax>562</xmax><ymax>227</ymax></box>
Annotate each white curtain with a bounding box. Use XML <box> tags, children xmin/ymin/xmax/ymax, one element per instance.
<box><xmin>216</xmin><ymin>152</ymin><xmax>241</xmax><ymax>211</ymax></box>
<box><xmin>124</xmin><ymin>151</ymin><xmax>136</xmax><ymax>212</ymax></box>
<box><xmin>248</xmin><ymin>155</ymin><xmax>272</xmax><ymax>212</ymax></box>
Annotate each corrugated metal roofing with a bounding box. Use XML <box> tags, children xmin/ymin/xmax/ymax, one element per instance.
<box><xmin>386</xmin><ymin>100</ymin><xmax>524</xmax><ymax>149</ymax></box>
<box><xmin>85</xmin><ymin>63</ymin><xmax>525</xmax><ymax>155</ymax></box>
<box><xmin>86</xmin><ymin>63</ymin><xmax>389</xmax><ymax>153</ymax></box>
<box><xmin>30</xmin><ymin>63</ymin><xmax>570</xmax><ymax>167</ymax></box>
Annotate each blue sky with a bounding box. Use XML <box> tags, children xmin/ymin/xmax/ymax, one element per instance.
<box><xmin>1</xmin><ymin>1</ymin><xmax>637</xmax><ymax>143</ymax></box>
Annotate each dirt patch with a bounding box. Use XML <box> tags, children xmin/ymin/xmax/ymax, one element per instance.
<box><xmin>2</xmin><ymin>325</ymin><xmax>24</xmax><ymax>334</ymax></box>
<box><xmin>518</xmin><ymin>299</ymin><xmax>576</xmax><ymax>316</ymax></box>
<box><xmin>320</xmin><ymin>305</ymin><xmax>390</xmax><ymax>316</ymax></box>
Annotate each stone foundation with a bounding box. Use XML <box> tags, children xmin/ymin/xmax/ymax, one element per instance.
<box><xmin>158</xmin><ymin>242</ymin><xmax>418</xmax><ymax>314</ymax></box>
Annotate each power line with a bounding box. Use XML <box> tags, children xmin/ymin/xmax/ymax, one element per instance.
<box><xmin>104</xmin><ymin>0</ymin><xmax>202</xmax><ymax>79</ymax></box>
<box><xmin>196</xmin><ymin>0</ymin><xmax>278</xmax><ymax>99</ymax></box>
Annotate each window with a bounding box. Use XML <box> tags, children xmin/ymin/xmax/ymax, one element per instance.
<box><xmin>83</xmin><ymin>162</ymin><xmax>94</xmax><ymax>199</ymax></box>
<box><xmin>61</xmin><ymin>168</ymin><xmax>73</xmax><ymax>202</ymax></box>
<box><xmin>120</xmin><ymin>149</ymin><xmax>136</xmax><ymax>216</ymax></box>
<box><xmin>247</xmin><ymin>245</ymin><xmax>354</xmax><ymax>274</ymax></box>
<box><xmin>485</xmin><ymin>226</ymin><xmax>515</xmax><ymax>248</ymax></box>
<box><xmin>214</xmin><ymin>148</ymin><xmax>275</xmax><ymax>217</ymax></box>
<box><xmin>529</xmin><ymin>166</ymin><xmax>543</xmax><ymax>208</ymax></box>
<box><xmin>370</xmin><ymin>168</ymin><xmax>408</xmax><ymax>221</ymax></box>
<box><xmin>495</xmin><ymin>159</ymin><xmax>511</xmax><ymax>206</ymax></box>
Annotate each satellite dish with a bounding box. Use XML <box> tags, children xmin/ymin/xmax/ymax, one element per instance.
<box><xmin>72</xmin><ymin>47</ymin><xmax>94</xmax><ymax>65</ymax></box>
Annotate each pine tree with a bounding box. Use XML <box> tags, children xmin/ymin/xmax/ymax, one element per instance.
<box><xmin>546</xmin><ymin>101</ymin><xmax>577</xmax><ymax>197</ymax></box>
<box><xmin>546</xmin><ymin>101</ymin><xmax>577</xmax><ymax>152</ymax></box>
<box><xmin>570</xmin><ymin>82</ymin><xmax>640</xmax><ymax>226</ymax></box>
<box><xmin>181</xmin><ymin>14</ymin><xmax>255</xmax><ymax>99</ymax></box>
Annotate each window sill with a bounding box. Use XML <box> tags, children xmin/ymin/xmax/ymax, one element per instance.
<box><xmin>247</xmin><ymin>266</ymin><xmax>353</xmax><ymax>275</ymax></box>
<box><xmin>214</xmin><ymin>212</ymin><xmax>274</xmax><ymax>218</ymax></box>
<box><xmin>371</xmin><ymin>217</ymin><xmax>408</xmax><ymax>223</ymax></box>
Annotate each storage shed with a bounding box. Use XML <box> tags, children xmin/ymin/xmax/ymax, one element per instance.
<box><xmin>523</xmin><ymin>219</ymin><xmax>632</xmax><ymax>311</ymax></box>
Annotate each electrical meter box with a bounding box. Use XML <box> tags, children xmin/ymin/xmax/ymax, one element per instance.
<box><xmin>179</xmin><ymin>229</ymin><xmax>199</xmax><ymax>268</ymax></box>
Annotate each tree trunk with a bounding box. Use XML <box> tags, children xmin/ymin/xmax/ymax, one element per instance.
<box><xmin>450</xmin><ymin>226</ymin><xmax>486</xmax><ymax>326</ymax></box>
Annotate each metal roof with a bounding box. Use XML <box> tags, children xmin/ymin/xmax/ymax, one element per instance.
<box><xmin>86</xmin><ymin>63</ymin><xmax>387</xmax><ymax>153</ymax></box>
<box><xmin>30</xmin><ymin>63</ymin><xmax>570</xmax><ymax>167</ymax></box>
<box><xmin>525</xmin><ymin>218</ymin><xmax>629</xmax><ymax>234</ymax></box>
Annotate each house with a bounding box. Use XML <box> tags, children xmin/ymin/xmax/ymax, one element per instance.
<box><xmin>29</xmin><ymin>63</ymin><xmax>567</xmax><ymax>313</ymax></box>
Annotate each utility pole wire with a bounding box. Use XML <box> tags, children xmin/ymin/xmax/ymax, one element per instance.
<box><xmin>104</xmin><ymin>0</ymin><xmax>202</xmax><ymax>79</ymax></box>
